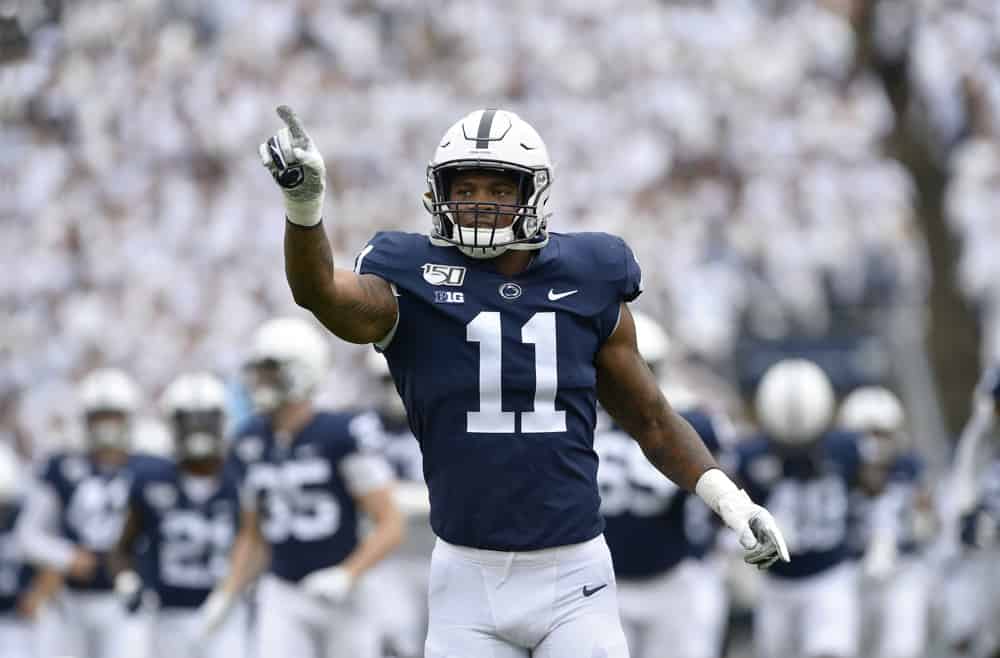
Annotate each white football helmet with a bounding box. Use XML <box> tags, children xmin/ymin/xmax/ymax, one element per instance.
<box><xmin>365</xmin><ymin>349</ymin><xmax>407</xmax><ymax>425</ymax></box>
<box><xmin>755</xmin><ymin>359</ymin><xmax>834</xmax><ymax>446</ymax></box>
<box><xmin>0</xmin><ymin>444</ymin><xmax>21</xmax><ymax>503</ymax></box>
<box><xmin>838</xmin><ymin>386</ymin><xmax>904</xmax><ymax>435</ymax></box>
<box><xmin>244</xmin><ymin>316</ymin><xmax>330</xmax><ymax>413</ymax></box>
<box><xmin>79</xmin><ymin>368</ymin><xmax>140</xmax><ymax>450</ymax></box>
<box><xmin>425</xmin><ymin>108</ymin><xmax>553</xmax><ymax>259</ymax></box>
<box><xmin>161</xmin><ymin>372</ymin><xmax>228</xmax><ymax>460</ymax></box>
<box><xmin>632</xmin><ymin>310</ymin><xmax>671</xmax><ymax>373</ymax></box>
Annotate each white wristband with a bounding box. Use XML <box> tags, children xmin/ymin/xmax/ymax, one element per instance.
<box><xmin>285</xmin><ymin>196</ymin><xmax>324</xmax><ymax>227</ymax></box>
<box><xmin>695</xmin><ymin>468</ymin><xmax>740</xmax><ymax>515</ymax></box>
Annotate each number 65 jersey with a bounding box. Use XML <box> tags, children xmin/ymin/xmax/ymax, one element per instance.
<box><xmin>356</xmin><ymin>230</ymin><xmax>642</xmax><ymax>552</ymax></box>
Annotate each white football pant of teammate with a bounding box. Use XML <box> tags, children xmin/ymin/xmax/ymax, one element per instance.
<box><xmin>154</xmin><ymin>602</ymin><xmax>247</xmax><ymax>658</ymax></box>
<box><xmin>616</xmin><ymin>557</ymin><xmax>727</xmax><ymax>658</ymax></box>
<box><xmin>860</xmin><ymin>556</ymin><xmax>930</xmax><ymax>658</ymax></box>
<box><xmin>36</xmin><ymin>591</ymin><xmax>133</xmax><ymax>658</ymax></box>
<box><xmin>755</xmin><ymin>562</ymin><xmax>859</xmax><ymax>658</ymax></box>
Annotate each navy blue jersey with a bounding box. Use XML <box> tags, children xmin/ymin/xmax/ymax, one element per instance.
<box><xmin>228</xmin><ymin>412</ymin><xmax>371</xmax><ymax>583</ymax></box>
<box><xmin>598</xmin><ymin>409</ymin><xmax>721</xmax><ymax>579</ymax></box>
<box><xmin>847</xmin><ymin>453</ymin><xmax>926</xmax><ymax>557</ymax></box>
<box><xmin>0</xmin><ymin>504</ymin><xmax>33</xmax><ymax>615</ymax></box>
<box><xmin>357</xmin><ymin>231</ymin><xmax>642</xmax><ymax>550</ymax></box>
<box><xmin>730</xmin><ymin>431</ymin><xmax>862</xmax><ymax>579</ymax></box>
<box><xmin>39</xmin><ymin>453</ymin><xmax>136</xmax><ymax>591</ymax></box>
<box><xmin>350</xmin><ymin>411</ymin><xmax>424</xmax><ymax>483</ymax></box>
<box><xmin>129</xmin><ymin>457</ymin><xmax>240</xmax><ymax>609</ymax></box>
<box><xmin>961</xmin><ymin>458</ymin><xmax>1000</xmax><ymax>548</ymax></box>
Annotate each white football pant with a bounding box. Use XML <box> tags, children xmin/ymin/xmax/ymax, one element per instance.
<box><xmin>255</xmin><ymin>574</ymin><xmax>378</xmax><ymax>658</ymax></box>
<box><xmin>617</xmin><ymin>557</ymin><xmax>727</xmax><ymax>658</ymax></box>
<box><xmin>940</xmin><ymin>548</ymin><xmax>1000</xmax><ymax>655</ymax></box>
<box><xmin>361</xmin><ymin>555</ymin><xmax>429</xmax><ymax>658</ymax></box>
<box><xmin>36</xmin><ymin>590</ymin><xmax>132</xmax><ymax>658</ymax></box>
<box><xmin>0</xmin><ymin>615</ymin><xmax>33</xmax><ymax>658</ymax></box>
<box><xmin>755</xmin><ymin>562</ymin><xmax>859</xmax><ymax>658</ymax></box>
<box><xmin>152</xmin><ymin>603</ymin><xmax>247</xmax><ymax>658</ymax></box>
<box><xmin>425</xmin><ymin>535</ymin><xmax>630</xmax><ymax>658</ymax></box>
<box><xmin>860</xmin><ymin>556</ymin><xmax>930</xmax><ymax>658</ymax></box>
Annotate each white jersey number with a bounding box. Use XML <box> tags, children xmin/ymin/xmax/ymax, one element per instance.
<box><xmin>160</xmin><ymin>510</ymin><xmax>233</xmax><ymax>589</ymax></box>
<box><xmin>253</xmin><ymin>459</ymin><xmax>342</xmax><ymax>543</ymax></box>
<box><xmin>467</xmin><ymin>311</ymin><xmax>567</xmax><ymax>434</ymax></box>
<box><xmin>767</xmin><ymin>475</ymin><xmax>849</xmax><ymax>553</ymax></box>
<box><xmin>66</xmin><ymin>476</ymin><xmax>130</xmax><ymax>551</ymax></box>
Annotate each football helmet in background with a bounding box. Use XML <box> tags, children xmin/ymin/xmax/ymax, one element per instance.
<box><xmin>839</xmin><ymin>385</ymin><xmax>906</xmax><ymax>464</ymax></box>
<box><xmin>161</xmin><ymin>372</ymin><xmax>228</xmax><ymax>460</ymax></box>
<box><xmin>0</xmin><ymin>443</ymin><xmax>21</xmax><ymax>504</ymax></box>
<box><xmin>244</xmin><ymin>316</ymin><xmax>330</xmax><ymax>413</ymax></box>
<box><xmin>365</xmin><ymin>349</ymin><xmax>408</xmax><ymax>426</ymax></box>
<box><xmin>79</xmin><ymin>368</ymin><xmax>140</xmax><ymax>451</ymax></box>
<box><xmin>632</xmin><ymin>310</ymin><xmax>671</xmax><ymax>375</ymax></box>
<box><xmin>754</xmin><ymin>359</ymin><xmax>834</xmax><ymax>446</ymax></box>
<box><xmin>425</xmin><ymin>108</ymin><xmax>553</xmax><ymax>259</ymax></box>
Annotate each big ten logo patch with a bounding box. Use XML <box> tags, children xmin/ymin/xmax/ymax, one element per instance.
<box><xmin>434</xmin><ymin>290</ymin><xmax>465</xmax><ymax>304</ymax></box>
<box><xmin>422</xmin><ymin>263</ymin><xmax>466</xmax><ymax>287</ymax></box>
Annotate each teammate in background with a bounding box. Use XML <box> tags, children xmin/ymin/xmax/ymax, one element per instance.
<box><xmin>942</xmin><ymin>365</ymin><xmax>1000</xmax><ymax>657</ymax></box>
<box><xmin>203</xmin><ymin>316</ymin><xmax>404</xmax><ymax>658</ymax></box>
<box><xmin>357</xmin><ymin>350</ymin><xmax>432</xmax><ymax>658</ymax></box>
<box><xmin>596</xmin><ymin>312</ymin><xmax>728</xmax><ymax>658</ymax></box>
<box><xmin>16</xmin><ymin>368</ymin><xmax>141</xmax><ymax>658</ymax></box>
<box><xmin>730</xmin><ymin>359</ymin><xmax>861</xmax><ymax>658</ymax></box>
<box><xmin>839</xmin><ymin>386</ymin><xmax>933</xmax><ymax>658</ymax></box>
<box><xmin>259</xmin><ymin>105</ymin><xmax>787</xmax><ymax>658</ymax></box>
<box><xmin>110</xmin><ymin>372</ymin><xmax>243</xmax><ymax>658</ymax></box>
<box><xmin>0</xmin><ymin>444</ymin><xmax>36</xmax><ymax>658</ymax></box>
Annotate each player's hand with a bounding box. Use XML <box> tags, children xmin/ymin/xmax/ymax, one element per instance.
<box><xmin>193</xmin><ymin>589</ymin><xmax>235</xmax><ymax>639</ymax></box>
<box><xmin>300</xmin><ymin>565</ymin><xmax>354</xmax><ymax>604</ymax></box>
<box><xmin>258</xmin><ymin>104</ymin><xmax>326</xmax><ymax>227</ymax></box>
<box><xmin>114</xmin><ymin>569</ymin><xmax>143</xmax><ymax>611</ymax></box>
<box><xmin>67</xmin><ymin>548</ymin><xmax>98</xmax><ymax>580</ymax></box>
<box><xmin>714</xmin><ymin>487</ymin><xmax>790</xmax><ymax>570</ymax></box>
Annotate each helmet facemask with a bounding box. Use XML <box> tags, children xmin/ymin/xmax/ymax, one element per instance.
<box><xmin>85</xmin><ymin>409</ymin><xmax>131</xmax><ymax>451</ymax></box>
<box><xmin>242</xmin><ymin>357</ymin><xmax>312</xmax><ymax>414</ymax></box>
<box><xmin>426</xmin><ymin>162</ymin><xmax>551</xmax><ymax>259</ymax></box>
<box><xmin>170</xmin><ymin>409</ymin><xmax>225</xmax><ymax>462</ymax></box>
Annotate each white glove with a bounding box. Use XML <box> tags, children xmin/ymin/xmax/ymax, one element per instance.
<box><xmin>696</xmin><ymin>469</ymin><xmax>791</xmax><ymax>570</ymax></box>
<box><xmin>258</xmin><ymin>105</ymin><xmax>327</xmax><ymax>227</ymax></box>
<box><xmin>193</xmin><ymin>589</ymin><xmax>235</xmax><ymax>640</ymax></box>
<box><xmin>863</xmin><ymin>531</ymin><xmax>898</xmax><ymax>580</ymax></box>
<box><xmin>114</xmin><ymin>569</ymin><xmax>142</xmax><ymax>609</ymax></box>
<box><xmin>300</xmin><ymin>566</ymin><xmax>354</xmax><ymax>604</ymax></box>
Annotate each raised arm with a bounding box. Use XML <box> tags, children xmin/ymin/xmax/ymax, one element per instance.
<box><xmin>260</xmin><ymin>105</ymin><xmax>397</xmax><ymax>344</ymax></box>
<box><xmin>596</xmin><ymin>303</ymin><xmax>790</xmax><ymax>568</ymax></box>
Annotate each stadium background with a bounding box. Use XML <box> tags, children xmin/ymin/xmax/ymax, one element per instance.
<box><xmin>1</xmin><ymin>0</ymin><xmax>999</xmax><ymax>655</ymax></box>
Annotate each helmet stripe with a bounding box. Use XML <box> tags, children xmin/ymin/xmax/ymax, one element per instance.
<box><xmin>475</xmin><ymin>108</ymin><xmax>497</xmax><ymax>148</ymax></box>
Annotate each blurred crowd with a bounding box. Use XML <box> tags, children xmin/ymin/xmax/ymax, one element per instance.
<box><xmin>1</xmin><ymin>0</ymin><xmax>998</xmax><ymax>454</ymax></box>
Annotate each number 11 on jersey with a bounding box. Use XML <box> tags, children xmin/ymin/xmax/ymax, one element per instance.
<box><xmin>467</xmin><ymin>311</ymin><xmax>567</xmax><ymax>434</ymax></box>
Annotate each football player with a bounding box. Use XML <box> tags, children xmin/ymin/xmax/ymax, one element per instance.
<box><xmin>0</xmin><ymin>444</ymin><xmax>36</xmax><ymax>658</ymax></box>
<box><xmin>357</xmin><ymin>350</ymin><xmax>432</xmax><ymax>658</ymax></box>
<box><xmin>942</xmin><ymin>365</ymin><xmax>1000</xmax><ymax>657</ymax></box>
<box><xmin>16</xmin><ymin>368</ymin><xmax>141</xmax><ymax>658</ymax></box>
<box><xmin>839</xmin><ymin>386</ymin><xmax>933</xmax><ymax>658</ymax></box>
<box><xmin>111</xmin><ymin>371</ymin><xmax>244</xmax><ymax>658</ymax></box>
<box><xmin>259</xmin><ymin>105</ymin><xmax>789</xmax><ymax>658</ymax></box>
<box><xmin>200</xmin><ymin>316</ymin><xmax>404</xmax><ymax>658</ymax></box>
<box><xmin>596</xmin><ymin>312</ymin><xmax>728</xmax><ymax>658</ymax></box>
<box><xmin>731</xmin><ymin>359</ymin><xmax>861</xmax><ymax>658</ymax></box>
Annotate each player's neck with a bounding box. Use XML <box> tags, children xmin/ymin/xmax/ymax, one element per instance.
<box><xmin>272</xmin><ymin>401</ymin><xmax>314</xmax><ymax>441</ymax></box>
<box><xmin>486</xmin><ymin>250</ymin><xmax>534</xmax><ymax>277</ymax></box>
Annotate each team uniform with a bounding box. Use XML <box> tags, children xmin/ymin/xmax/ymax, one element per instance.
<box><xmin>848</xmin><ymin>454</ymin><xmax>930</xmax><ymax>658</ymax></box>
<box><xmin>730</xmin><ymin>431</ymin><xmax>862</xmax><ymax>658</ymax></box>
<box><xmin>353</xmin><ymin>411</ymin><xmax>432</xmax><ymax>658</ymax></box>
<box><xmin>356</xmin><ymin>229</ymin><xmax>642</xmax><ymax>658</ymax></box>
<box><xmin>127</xmin><ymin>456</ymin><xmax>244</xmax><ymax>658</ymax></box>
<box><xmin>597</xmin><ymin>409</ymin><xmax>725</xmax><ymax>658</ymax></box>
<box><xmin>18</xmin><ymin>452</ymin><xmax>137</xmax><ymax>658</ymax></box>
<box><xmin>0</xmin><ymin>503</ymin><xmax>34</xmax><ymax>658</ymax></box>
<box><xmin>228</xmin><ymin>410</ymin><xmax>393</xmax><ymax>658</ymax></box>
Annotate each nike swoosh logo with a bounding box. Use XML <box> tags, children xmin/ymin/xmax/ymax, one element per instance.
<box><xmin>582</xmin><ymin>584</ymin><xmax>607</xmax><ymax>597</ymax></box>
<box><xmin>548</xmin><ymin>289</ymin><xmax>579</xmax><ymax>301</ymax></box>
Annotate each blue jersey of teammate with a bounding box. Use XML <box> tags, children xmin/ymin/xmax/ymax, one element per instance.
<box><xmin>38</xmin><ymin>453</ymin><xmax>135</xmax><ymax>591</ymax></box>
<box><xmin>128</xmin><ymin>457</ymin><xmax>240</xmax><ymax>609</ymax></box>
<box><xmin>848</xmin><ymin>453</ymin><xmax>925</xmax><ymax>558</ymax></box>
<box><xmin>730</xmin><ymin>431</ymin><xmax>862</xmax><ymax>579</ymax></box>
<box><xmin>961</xmin><ymin>457</ymin><xmax>1000</xmax><ymax>548</ymax></box>
<box><xmin>0</xmin><ymin>504</ymin><xmax>33</xmax><ymax>615</ymax></box>
<box><xmin>351</xmin><ymin>411</ymin><xmax>424</xmax><ymax>483</ymax></box>
<box><xmin>356</xmin><ymin>230</ymin><xmax>642</xmax><ymax>551</ymax></box>
<box><xmin>598</xmin><ymin>409</ymin><xmax>721</xmax><ymax>579</ymax></box>
<box><xmin>228</xmin><ymin>411</ymin><xmax>381</xmax><ymax>583</ymax></box>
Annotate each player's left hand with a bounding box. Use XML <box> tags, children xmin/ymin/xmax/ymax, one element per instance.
<box><xmin>300</xmin><ymin>565</ymin><xmax>354</xmax><ymax>604</ymax></box>
<box><xmin>741</xmin><ymin>509</ymin><xmax>790</xmax><ymax>570</ymax></box>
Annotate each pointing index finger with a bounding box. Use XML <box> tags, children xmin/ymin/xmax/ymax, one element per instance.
<box><xmin>276</xmin><ymin>105</ymin><xmax>307</xmax><ymax>141</ymax></box>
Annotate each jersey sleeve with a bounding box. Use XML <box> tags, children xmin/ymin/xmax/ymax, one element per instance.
<box><xmin>338</xmin><ymin>413</ymin><xmax>394</xmax><ymax>497</ymax></box>
<box><xmin>619</xmin><ymin>238</ymin><xmax>643</xmax><ymax>303</ymax></box>
<box><xmin>354</xmin><ymin>231</ymin><xmax>416</xmax><ymax>287</ymax></box>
